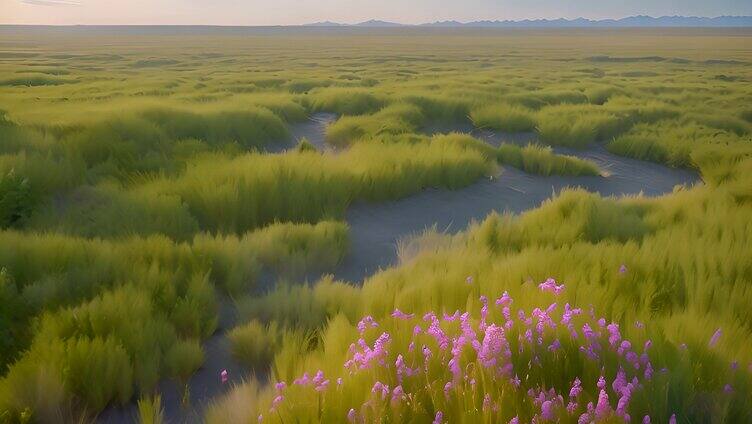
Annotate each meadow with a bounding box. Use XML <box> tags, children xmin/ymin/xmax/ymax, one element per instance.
<box><xmin>0</xmin><ymin>26</ymin><xmax>751</xmax><ymax>423</ymax></box>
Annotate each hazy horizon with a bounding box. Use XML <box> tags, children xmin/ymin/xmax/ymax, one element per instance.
<box><xmin>2</xmin><ymin>0</ymin><xmax>752</xmax><ymax>26</ymax></box>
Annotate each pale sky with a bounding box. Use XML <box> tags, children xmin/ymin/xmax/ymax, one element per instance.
<box><xmin>1</xmin><ymin>0</ymin><xmax>751</xmax><ymax>26</ymax></box>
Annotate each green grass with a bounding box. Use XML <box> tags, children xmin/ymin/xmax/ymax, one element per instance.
<box><xmin>228</xmin><ymin>321</ymin><xmax>281</xmax><ymax>370</ymax></box>
<box><xmin>140</xmin><ymin>137</ymin><xmax>494</xmax><ymax>234</ymax></box>
<box><xmin>496</xmin><ymin>143</ymin><xmax>601</xmax><ymax>176</ymax></box>
<box><xmin>165</xmin><ymin>339</ymin><xmax>205</xmax><ymax>386</ymax></box>
<box><xmin>137</xmin><ymin>395</ymin><xmax>165</xmax><ymax>424</ymax></box>
<box><xmin>0</xmin><ymin>221</ymin><xmax>349</xmax><ymax>420</ymax></box>
<box><xmin>470</xmin><ymin>103</ymin><xmax>537</xmax><ymax>132</ymax></box>
<box><xmin>0</xmin><ymin>27</ymin><xmax>751</xmax><ymax>422</ymax></box>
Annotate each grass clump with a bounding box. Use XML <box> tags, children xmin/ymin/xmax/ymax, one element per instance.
<box><xmin>150</xmin><ymin>137</ymin><xmax>494</xmax><ymax>233</ymax></box>
<box><xmin>470</xmin><ymin>103</ymin><xmax>537</xmax><ymax>132</ymax></box>
<box><xmin>307</xmin><ymin>87</ymin><xmax>386</xmax><ymax>115</ymax></box>
<box><xmin>497</xmin><ymin>143</ymin><xmax>601</xmax><ymax>176</ymax></box>
<box><xmin>607</xmin><ymin>120</ymin><xmax>745</xmax><ymax>169</ymax></box>
<box><xmin>295</xmin><ymin>137</ymin><xmax>317</xmax><ymax>152</ymax></box>
<box><xmin>325</xmin><ymin>103</ymin><xmax>424</xmax><ymax>147</ymax></box>
<box><xmin>535</xmin><ymin>105</ymin><xmax>629</xmax><ymax>148</ymax></box>
<box><xmin>137</xmin><ymin>395</ymin><xmax>165</xmax><ymax>424</ymax></box>
<box><xmin>165</xmin><ymin>339</ymin><xmax>204</xmax><ymax>385</ymax></box>
<box><xmin>228</xmin><ymin>321</ymin><xmax>280</xmax><ymax>370</ymax></box>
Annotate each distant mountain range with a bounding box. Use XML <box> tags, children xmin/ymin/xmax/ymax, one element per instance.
<box><xmin>305</xmin><ymin>16</ymin><xmax>752</xmax><ymax>28</ymax></box>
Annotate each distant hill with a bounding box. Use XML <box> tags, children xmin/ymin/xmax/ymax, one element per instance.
<box><xmin>354</xmin><ymin>20</ymin><xmax>406</xmax><ymax>27</ymax></box>
<box><xmin>306</xmin><ymin>16</ymin><xmax>752</xmax><ymax>28</ymax></box>
<box><xmin>304</xmin><ymin>21</ymin><xmax>348</xmax><ymax>27</ymax></box>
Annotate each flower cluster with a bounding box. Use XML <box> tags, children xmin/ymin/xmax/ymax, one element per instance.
<box><xmin>259</xmin><ymin>275</ymin><xmax>737</xmax><ymax>423</ymax></box>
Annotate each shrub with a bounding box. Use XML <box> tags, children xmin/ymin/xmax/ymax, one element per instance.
<box><xmin>0</xmin><ymin>170</ymin><xmax>33</xmax><ymax>229</ymax></box>
<box><xmin>0</xmin><ymin>268</ymin><xmax>27</xmax><ymax>371</ymax></box>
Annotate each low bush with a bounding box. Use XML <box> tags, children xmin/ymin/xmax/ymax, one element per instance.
<box><xmin>0</xmin><ymin>170</ymin><xmax>33</xmax><ymax>229</ymax></box>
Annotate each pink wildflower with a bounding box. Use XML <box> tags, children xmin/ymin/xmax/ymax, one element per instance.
<box><xmin>539</xmin><ymin>277</ymin><xmax>565</xmax><ymax>295</ymax></box>
<box><xmin>357</xmin><ymin>316</ymin><xmax>378</xmax><ymax>334</ymax></box>
<box><xmin>496</xmin><ymin>291</ymin><xmax>512</xmax><ymax>307</ymax></box>
<box><xmin>371</xmin><ymin>381</ymin><xmax>389</xmax><ymax>399</ymax></box>
<box><xmin>433</xmin><ymin>411</ymin><xmax>444</xmax><ymax>424</ymax></box>
<box><xmin>607</xmin><ymin>322</ymin><xmax>621</xmax><ymax>346</ymax></box>
<box><xmin>391</xmin><ymin>385</ymin><xmax>405</xmax><ymax>403</ymax></box>
<box><xmin>294</xmin><ymin>372</ymin><xmax>310</xmax><ymax>386</ymax></box>
<box><xmin>569</xmin><ymin>378</ymin><xmax>583</xmax><ymax>398</ymax></box>
<box><xmin>347</xmin><ymin>408</ymin><xmax>357</xmax><ymax>422</ymax></box>
<box><xmin>270</xmin><ymin>395</ymin><xmax>283</xmax><ymax>411</ymax></box>
<box><xmin>595</xmin><ymin>389</ymin><xmax>611</xmax><ymax>419</ymax></box>
<box><xmin>709</xmin><ymin>328</ymin><xmax>722</xmax><ymax>347</ymax></box>
<box><xmin>391</xmin><ymin>309</ymin><xmax>414</xmax><ymax>320</ymax></box>
<box><xmin>541</xmin><ymin>400</ymin><xmax>555</xmax><ymax>420</ymax></box>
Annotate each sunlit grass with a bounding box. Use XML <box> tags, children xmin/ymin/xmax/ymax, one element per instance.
<box><xmin>0</xmin><ymin>27</ymin><xmax>751</xmax><ymax>422</ymax></box>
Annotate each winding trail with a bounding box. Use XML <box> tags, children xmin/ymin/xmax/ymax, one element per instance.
<box><xmin>99</xmin><ymin>114</ymin><xmax>698</xmax><ymax>423</ymax></box>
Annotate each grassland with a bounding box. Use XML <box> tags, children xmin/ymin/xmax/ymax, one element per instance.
<box><xmin>0</xmin><ymin>26</ymin><xmax>751</xmax><ymax>423</ymax></box>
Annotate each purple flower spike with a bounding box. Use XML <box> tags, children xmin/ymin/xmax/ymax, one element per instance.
<box><xmin>270</xmin><ymin>395</ymin><xmax>284</xmax><ymax>411</ymax></box>
<box><xmin>619</xmin><ymin>264</ymin><xmax>628</xmax><ymax>274</ymax></box>
<box><xmin>642</xmin><ymin>415</ymin><xmax>651</xmax><ymax>424</ymax></box>
<box><xmin>709</xmin><ymin>328</ymin><xmax>722</xmax><ymax>347</ymax></box>
<box><xmin>433</xmin><ymin>411</ymin><xmax>444</xmax><ymax>424</ymax></box>
<box><xmin>541</xmin><ymin>400</ymin><xmax>555</xmax><ymax>420</ymax></box>
<box><xmin>347</xmin><ymin>408</ymin><xmax>357</xmax><ymax>422</ymax></box>
<box><xmin>509</xmin><ymin>417</ymin><xmax>519</xmax><ymax>424</ymax></box>
<box><xmin>391</xmin><ymin>309</ymin><xmax>415</xmax><ymax>320</ymax></box>
<box><xmin>669</xmin><ymin>414</ymin><xmax>677</xmax><ymax>424</ymax></box>
<box><xmin>595</xmin><ymin>389</ymin><xmax>610</xmax><ymax>419</ymax></box>
<box><xmin>539</xmin><ymin>278</ymin><xmax>565</xmax><ymax>295</ymax></box>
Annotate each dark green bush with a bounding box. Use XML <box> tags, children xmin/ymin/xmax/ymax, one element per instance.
<box><xmin>0</xmin><ymin>170</ymin><xmax>33</xmax><ymax>229</ymax></box>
